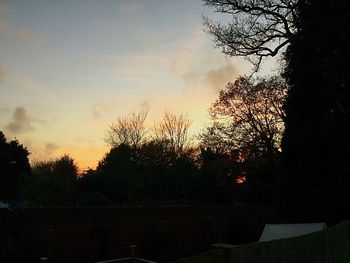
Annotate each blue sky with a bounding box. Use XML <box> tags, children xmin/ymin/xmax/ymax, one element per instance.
<box><xmin>0</xmin><ymin>0</ymin><xmax>278</xmax><ymax>169</ymax></box>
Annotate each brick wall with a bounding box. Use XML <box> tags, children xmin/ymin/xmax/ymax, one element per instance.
<box><xmin>5</xmin><ymin>206</ymin><xmax>279</xmax><ymax>262</ymax></box>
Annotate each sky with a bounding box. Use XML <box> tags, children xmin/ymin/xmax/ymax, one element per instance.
<box><xmin>0</xmin><ymin>0</ymin><xmax>279</xmax><ymax>170</ymax></box>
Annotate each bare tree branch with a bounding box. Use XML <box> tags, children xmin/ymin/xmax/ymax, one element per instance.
<box><xmin>203</xmin><ymin>0</ymin><xmax>298</xmax><ymax>71</ymax></box>
<box><xmin>153</xmin><ymin>112</ymin><xmax>192</xmax><ymax>153</ymax></box>
<box><xmin>105</xmin><ymin>109</ymin><xmax>148</xmax><ymax>148</ymax></box>
<box><xmin>200</xmin><ymin>75</ymin><xmax>287</xmax><ymax>157</ymax></box>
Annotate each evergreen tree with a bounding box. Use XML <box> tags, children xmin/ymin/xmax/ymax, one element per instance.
<box><xmin>203</xmin><ymin>0</ymin><xmax>350</xmax><ymax>219</ymax></box>
<box><xmin>0</xmin><ymin>131</ymin><xmax>30</xmax><ymax>201</ymax></box>
<box><xmin>279</xmin><ymin>0</ymin><xmax>350</xmax><ymax>219</ymax></box>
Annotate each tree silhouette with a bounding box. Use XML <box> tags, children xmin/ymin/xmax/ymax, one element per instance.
<box><xmin>201</xmin><ymin>75</ymin><xmax>286</xmax><ymax>160</ymax></box>
<box><xmin>0</xmin><ymin>131</ymin><xmax>30</xmax><ymax>201</ymax></box>
<box><xmin>278</xmin><ymin>0</ymin><xmax>350</xmax><ymax>218</ymax></box>
<box><xmin>94</xmin><ymin>140</ymin><xmax>198</xmax><ymax>203</ymax></box>
<box><xmin>204</xmin><ymin>0</ymin><xmax>350</xmax><ymax>218</ymax></box>
<box><xmin>23</xmin><ymin>155</ymin><xmax>78</xmax><ymax>206</ymax></box>
<box><xmin>153</xmin><ymin>112</ymin><xmax>192</xmax><ymax>153</ymax></box>
<box><xmin>105</xmin><ymin>110</ymin><xmax>148</xmax><ymax>148</ymax></box>
<box><xmin>197</xmin><ymin>147</ymin><xmax>238</xmax><ymax>204</ymax></box>
<box><xmin>95</xmin><ymin>144</ymin><xmax>138</xmax><ymax>202</ymax></box>
<box><xmin>199</xmin><ymin>76</ymin><xmax>286</xmax><ymax>204</ymax></box>
<box><xmin>203</xmin><ymin>0</ymin><xmax>298</xmax><ymax>71</ymax></box>
<box><xmin>99</xmin><ymin>111</ymin><xmax>198</xmax><ymax>203</ymax></box>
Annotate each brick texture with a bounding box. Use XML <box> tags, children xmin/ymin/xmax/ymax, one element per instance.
<box><xmin>8</xmin><ymin>206</ymin><xmax>278</xmax><ymax>262</ymax></box>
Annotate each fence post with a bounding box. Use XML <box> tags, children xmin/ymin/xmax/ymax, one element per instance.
<box><xmin>130</xmin><ymin>245</ymin><xmax>136</xmax><ymax>259</ymax></box>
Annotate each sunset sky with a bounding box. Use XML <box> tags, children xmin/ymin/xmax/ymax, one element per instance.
<box><xmin>0</xmin><ymin>0</ymin><xmax>279</xmax><ymax>169</ymax></box>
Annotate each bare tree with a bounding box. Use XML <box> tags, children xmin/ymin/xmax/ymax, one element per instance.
<box><xmin>105</xmin><ymin>110</ymin><xmax>148</xmax><ymax>148</ymax></box>
<box><xmin>200</xmin><ymin>75</ymin><xmax>287</xmax><ymax>158</ymax></box>
<box><xmin>153</xmin><ymin>112</ymin><xmax>192</xmax><ymax>153</ymax></box>
<box><xmin>203</xmin><ymin>0</ymin><xmax>298</xmax><ymax>71</ymax></box>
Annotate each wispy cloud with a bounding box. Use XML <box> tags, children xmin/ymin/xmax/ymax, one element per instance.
<box><xmin>11</xmin><ymin>71</ymin><xmax>50</xmax><ymax>96</ymax></box>
<box><xmin>172</xmin><ymin>52</ymin><xmax>238</xmax><ymax>94</ymax></box>
<box><xmin>202</xmin><ymin>64</ymin><xmax>236</xmax><ymax>92</ymax></box>
<box><xmin>169</xmin><ymin>29</ymin><xmax>207</xmax><ymax>75</ymax></box>
<box><xmin>90</xmin><ymin>28</ymin><xmax>240</xmax><ymax>135</ymax></box>
<box><xmin>45</xmin><ymin>142</ymin><xmax>59</xmax><ymax>155</ymax></box>
<box><xmin>74</xmin><ymin>136</ymin><xmax>93</xmax><ymax>144</ymax></box>
<box><xmin>5</xmin><ymin>107</ymin><xmax>34</xmax><ymax>134</ymax></box>
<box><xmin>118</xmin><ymin>1</ymin><xmax>144</xmax><ymax>16</ymax></box>
<box><xmin>0</xmin><ymin>64</ymin><xmax>3</xmax><ymax>80</ymax></box>
<box><xmin>91</xmin><ymin>98</ymin><xmax>152</xmax><ymax>122</ymax></box>
<box><xmin>4</xmin><ymin>106</ymin><xmax>46</xmax><ymax>134</ymax></box>
<box><xmin>0</xmin><ymin>2</ymin><xmax>44</xmax><ymax>45</ymax></box>
<box><xmin>0</xmin><ymin>107</ymin><xmax>9</xmax><ymax>115</ymax></box>
<box><xmin>167</xmin><ymin>28</ymin><xmax>238</xmax><ymax>93</ymax></box>
<box><xmin>92</xmin><ymin>104</ymin><xmax>102</xmax><ymax>120</ymax></box>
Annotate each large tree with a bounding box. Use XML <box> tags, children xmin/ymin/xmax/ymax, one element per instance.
<box><xmin>200</xmin><ymin>75</ymin><xmax>287</xmax><ymax>203</ymax></box>
<box><xmin>201</xmin><ymin>75</ymin><xmax>286</xmax><ymax>159</ymax></box>
<box><xmin>0</xmin><ymin>131</ymin><xmax>30</xmax><ymax>201</ymax></box>
<box><xmin>95</xmin><ymin>144</ymin><xmax>137</xmax><ymax>202</ymax></box>
<box><xmin>23</xmin><ymin>155</ymin><xmax>78</xmax><ymax>206</ymax></box>
<box><xmin>278</xmin><ymin>0</ymin><xmax>350</xmax><ymax>218</ymax></box>
<box><xmin>105</xmin><ymin>110</ymin><xmax>148</xmax><ymax>148</ymax></box>
<box><xmin>203</xmin><ymin>0</ymin><xmax>298</xmax><ymax>71</ymax></box>
<box><xmin>101</xmin><ymin>111</ymin><xmax>195</xmax><ymax>202</ymax></box>
<box><xmin>153</xmin><ymin>112</ymin><xmax>192</xmax><ymax>153</ymax></box>
<box><xmin>204</xmin><ymin>0</ymin><xmax>350</xmax><ymax>218</ymax></box>
<box><xmin>94</xmin><ymin>141</ymin><xmax>197</xmax><ymax>203</ymax></box>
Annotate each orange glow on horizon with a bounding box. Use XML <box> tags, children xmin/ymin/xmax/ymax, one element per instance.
<box><xmin>235</xmin><ymin>175</ymin><xmax>246</xmax><ymax>184</ymax></box>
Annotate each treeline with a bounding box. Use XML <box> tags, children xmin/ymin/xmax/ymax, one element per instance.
<box><xmin>0</xmin><ymin>75</ymin><xmax>286</xmax><ymax>207</ymax></box>
<box><xmin>1</xmin><ymin>0</ymin><xmax>349</xmax><ymax>223</ymax></box>
<box><xmin>203</xmin><ymin>0</ymin><xmax>350</xmax><ymax>221</ymax></box>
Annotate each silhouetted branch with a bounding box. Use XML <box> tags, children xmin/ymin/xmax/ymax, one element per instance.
<box><xmin>203</xmin><ymin>0</ymin><xmax>298</xmax><ymax>71</ymax></box>
<box><xmin>105</xmin><ymin>110</ymin><xmax>148</xmax><ymax>148</ymax></box>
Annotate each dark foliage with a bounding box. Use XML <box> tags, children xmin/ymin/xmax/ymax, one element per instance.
<box><xmin>0</xmin><ymin>131</ymin><xmax>30</xmax><ymax>201</ymax></box>
<box><xmin>204</xmin><ymin>0</ymin><xmax>350</xmax><ymax>220</ymax></box>
<box><xmin>199</xmin><ymin>76</ymin><xmax>287</xmax><ymax>204</ymax></box>
<box><xmin>201</xmin><ymin>76</ymin><xmax>286</xmax><ymax>159</ymax></box>
<box><xmin>145</xmin><ymin>223</ymin><xmax>183</xmax><ymax>262</ymax></box>
<box><xmin>23</xmin><ymin>155</ymin><xmax>78</xmax><ymax>206</ymax></box>
<box><xmin>76</xmin><ymin>192</ymin><xmax>112</xmax><ymax>207</ymax></box>
<box><xmin>0</xmin><ymin>210</ymin><xmax>42</xmax><ymax>262</ymax></box>
<box><xmin>77</xmin><ymin>139</ymin><xmax>253</xmax><ymax>205</ymax></box>
<box><xmin>91</xmin><ymin>142</ymin><xmax>199</xmax><ymax>203</ymax></box>
<box><xmin>279</xmin><ymin>0</ymin><xmax>350</xmax><ymax>219</ymax></box>
<box><xmin>196</xmin><ymin>148</ymin><xmax>238</xmax><ymax>204</ymax></box>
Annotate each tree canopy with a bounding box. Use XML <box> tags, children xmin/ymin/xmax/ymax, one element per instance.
<box><xmin>200</xmin><ymin>75</ymin><xmax>287</xmax><ymax>203</ymax></box>
<box><xmin>0</xmin><ymin>131</ymin><xmax>30</xmax><ymax>201</ymax></box>
<box><xmin>23</xmin><ymin>155</ymin><xmax>78</xmax><ymax>206</ymax></box>
<box><xmin>278</xmin><ymin>0</ymin><xmax>350</xmax><ymax>218</ymax></box>
<box><xmin>201</xmin><ymin>75</ymin><xmax>286</xmax><ymax>158</ymax></box>
<box><xmin>204</xmin><ymin>0</ymin><xmax>350</xmax><ymax>219</ymax></box>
